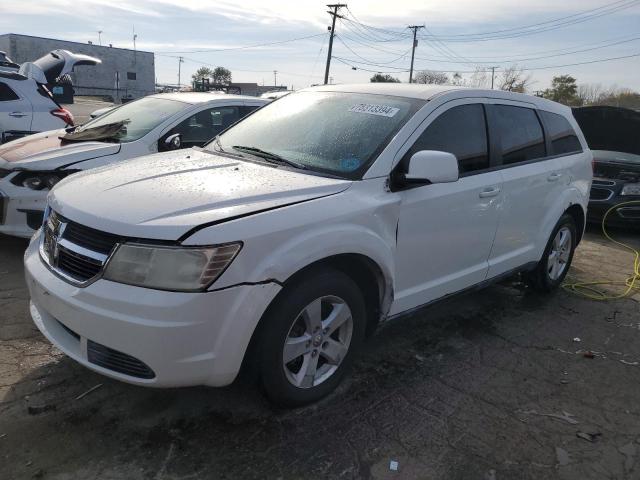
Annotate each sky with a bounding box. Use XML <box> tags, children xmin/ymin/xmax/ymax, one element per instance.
<box><xmin>1</xmin><ymin>0</ymin><xmax>639</xmax><ymax>91</ymax></box>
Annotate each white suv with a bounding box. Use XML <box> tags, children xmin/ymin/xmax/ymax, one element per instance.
<box><xmin>0</xmin><ymin>50</ymin><xmax>100</xmax><ymax>143</ymax></box>
<box><xmin>24</xmin><ymin>84</ymin><xmax>592</xmax><ymax>406</ymax></box>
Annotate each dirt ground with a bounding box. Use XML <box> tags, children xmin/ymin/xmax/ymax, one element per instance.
<box><xmin>1</xmin><ymin>227</ymin><xmax>639</xmax><ymax>480</ymax></box>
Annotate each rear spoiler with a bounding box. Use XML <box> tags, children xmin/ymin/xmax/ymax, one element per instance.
<box><xmin>18</xmin><ymin>49</ymin><xmax>101</xmax><ymax>85</ymax></box>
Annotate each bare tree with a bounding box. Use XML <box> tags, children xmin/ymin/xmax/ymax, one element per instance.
<box><xmin>577</xmin><ymin>83</ymin><xmax>604</xmax><ymax>105</ymax></box>
<box><xmin>414</xmin><ymin>70</ymin><xmax>449</xmax><ymax>85</ymax></box>
<box><xmin>498</xmin><ymin>65</ymin><xmax>533</xmax><ymax>93</ymax></box>
<box><xmin>467</xmin><ymin>67</ymin><xmax>489</xmax><ymax>88</ymax></box>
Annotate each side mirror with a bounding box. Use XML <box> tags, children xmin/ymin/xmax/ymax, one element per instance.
<box><xmin>161</xmin><ymin>133</ymin><xmax>182</xmax><ymax>151</ymax></box>
<box><xmin>405</xmin><ymin>150</ymin><xmax>459</xmax><ymax>185</ymax></box>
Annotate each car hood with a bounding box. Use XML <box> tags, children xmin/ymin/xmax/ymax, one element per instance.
<box><xmin>0</xmin><ymin>130</ymin><xmax>120</xmax><ymax>170</ymax></box>
<box><xmin>49</xmin><ymin>149</ymin><xmax>352</xmax><ymax>240</ymax></box>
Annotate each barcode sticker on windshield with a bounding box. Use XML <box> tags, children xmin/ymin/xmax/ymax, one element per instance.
<box><xmin>349</xmin><ymin>104</ymin><xmax>399</xmax><ymax>117</ymax></box>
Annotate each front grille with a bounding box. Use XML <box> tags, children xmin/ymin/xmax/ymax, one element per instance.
<box><xmin>590</xmin><ymin>187</ymin><xmax>613</xmax><ymax>201</ymax></box>
<box><xmin>617</xmin><ymin>207</ymin><xmax>640</xmax><ymax>219</ymax></box>
<box><xmin>57</xmin><ymin>245</ymin><xmax>102</xmax><ymax>281</ymax></box>
<box><xmin>64</xmin><ymin>221</ymin><xmax>120</xmax><ymax>255</ymax></box>
<box><xmin>87</xmin><ymin>340</ymin><xmax>155</xmax><ymax>379</ymax></box>
<box><xmin>42</xmin><ymin>210</ymin><xmax>119</xmax><ymax>284</ymax></box>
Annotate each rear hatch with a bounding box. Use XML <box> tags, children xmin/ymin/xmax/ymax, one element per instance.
<box><xmin>18</xmin><ymin>49</ymin><xmax>101</xmax><ymax>85</ymax></box>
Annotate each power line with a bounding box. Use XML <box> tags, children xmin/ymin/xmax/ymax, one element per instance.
<box><xmin>420</xmin><ymin>0</ymin><xmax>640</xmax><ymax>40</ymax></box>
<box><xmin>333</xmin><ymin>51</ymin><xmax>640</xmax><ymax>74</ymax></box>
<box><xmin>156</xmin><ymin>33</ymin><xmax>327</xmax><ymax>54</ymax></box>
<box><xmin>337</xmin><ymin>20</ymin><xmax>640</xmax><ymax>66</ymax></box>
<box><xmin>340</xmin><ymin>0</ymin><xmax>639</xmax><ymax>43</ymax></box>
<box><xmin>335</xmin><ymin>35</ymin><xmax>410</xmax><ymax>65</ymax></box>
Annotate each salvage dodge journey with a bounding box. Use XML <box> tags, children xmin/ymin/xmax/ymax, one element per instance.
<box><xmin>25</xmin><ymin>84</ymin><xmax>592</xmax><ymax>406</ymax></box>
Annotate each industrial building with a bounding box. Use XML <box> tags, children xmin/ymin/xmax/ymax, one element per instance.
<box><xmin>0</xmin><ymin>33</ymin><xmax>155</xmax><ymax>101</ymax></box>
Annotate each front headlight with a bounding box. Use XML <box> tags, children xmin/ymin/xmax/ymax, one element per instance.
<box><xmin>621</xmin><ymin>183</ymin><xmax>640</xmax><ymax>196</ymax></box>
<box><xmin>103</xmin><ymin>242</ymin><xmax>242</xmax><ymax>292</ymax></box>
<box><xmin>11</xmin><ymin>170</ymin><xmax>78</xmax><ymax>190</ymax></box>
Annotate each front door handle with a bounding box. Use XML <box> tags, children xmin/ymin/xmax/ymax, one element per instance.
<box><xmin>9</xmin><ymin>112</ymin><xmax>27</xmax><ymax>117</ymax></box>
<box><xmin>479</xmin><ymin>186</ymin><xmax>501</xmax><ymax>198</ymax></box>
<box><xmin>547</xmin><ymin>172</ymin><xmax>562</xmax><ymax>182</ymax></box>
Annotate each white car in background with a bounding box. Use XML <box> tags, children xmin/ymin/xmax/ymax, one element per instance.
<box><xmin>1</xmin><ymin>49</ymin><xmax>101</xmax><ymax>143</ymax></box>
<box><xmin>24</xmin><ymin>84</ymin><xmax>592</xmax><ymax>406</ymax></box>
<box><xmin>0</xmin><ymin>93</ymin><xmax>268</xmax><ymax>237</ymax></box>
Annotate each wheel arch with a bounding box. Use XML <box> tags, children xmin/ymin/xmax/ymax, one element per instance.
<box><xmin>564</xmin><ymin>203</ymin><xmax>586</xmax><ymax>245</ymax></box>
<box><xmin>240</xmin><ymin>252</ymin><xmax>391</xmax><ymax>378</ymax></box>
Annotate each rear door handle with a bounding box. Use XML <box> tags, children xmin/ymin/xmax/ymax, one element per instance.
<box><xmin>9</xmin><ymin>112</ymin><xmax>27</xmax><ymax>117</ymax></box>
<box><xmin>479</xmin><ymin>186</ymin><xmax>501</xmax><ymax>198</ymax></box>
<box><xmin>547</xmin><ymin>172</ymin><xmax>562</xmax><ymax>182</ymax></box>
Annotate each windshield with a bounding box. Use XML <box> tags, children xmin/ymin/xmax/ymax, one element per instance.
<box><xmin>211</xmin><ymin>91</ymin><xmax>424</xmax><ymax>178</ymax></box>
<box><xmin>72</xmin><ymin>97</ymin><xmax>188</xmax><ymax>143</ymax></box>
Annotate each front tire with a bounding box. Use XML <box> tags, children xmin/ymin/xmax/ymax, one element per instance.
<box><xmin>526</xmin><ymin>213</ymin><xmax>577</xmax><ymax>292</ymax></box>
<box><xmin>259</xmin><ymin>268</ymin><xmax>366</xmax><ymax>407</ymax></box>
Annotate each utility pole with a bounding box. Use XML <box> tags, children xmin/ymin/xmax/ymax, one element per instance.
<box><xmin>490</xmin><ymin>66</ymin><xmax>498</xmax><ymax>89</ymax></box>
<box><xmin>177</xmin><ymin>56</ymin><xmax>184</xmax><ymax>88</ymax></box>
<box><xmin>324</xmin><ymin>3</ymin><xmax>346</xmax><ymax>85</ymax></box>
<box><xmin>408</xmin><ymin>25</ymin><xmax>424</xmax><ymax>83</ymax></box>
<box><xmin>98</xmin><ymin>31</ymin><xmax>102</xmax><ymax>46</ymax></box>
<box><xmin>273</xmin><ymin>70</ymin><xmax>278</xmax><ymax>86</ymax></box>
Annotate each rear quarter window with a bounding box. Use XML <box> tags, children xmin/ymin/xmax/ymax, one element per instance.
<box><xmin>539</xmin><ymin>111</ymin><xmax>582</xmax><ymax>155</ymax></box>
<box><xmin>0</xmin><ymin>82</ymin><xmax>19</xmax><ymax>101</ymax></box>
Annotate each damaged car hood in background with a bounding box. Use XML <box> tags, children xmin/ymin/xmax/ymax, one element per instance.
<box><xmin>0</xmin><ymin>130</ymin><xmax>120</xmax><ymax>171</ymax></box>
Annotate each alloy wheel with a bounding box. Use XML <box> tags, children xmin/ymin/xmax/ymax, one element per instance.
<box><xmin>282</xmin><ymin>295</ymin><xmax>353</xmax><ymax>389</ymax></box>
<box><xmin>547</xmin><ymin>226</ymin><xmax>572</xmax><ymax>281</ymax></box>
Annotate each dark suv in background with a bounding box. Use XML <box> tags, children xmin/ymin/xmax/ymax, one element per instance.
<box><xmin>573</xmin><ymin>106</ymin><xmax>640</xmax><ymax>227</ymax></box>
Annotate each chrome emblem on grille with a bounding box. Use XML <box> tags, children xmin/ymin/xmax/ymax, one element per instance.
<box><xmin>42</xmin><ymin>211</ymin><xmax>67</xmax><ymax>268</ymax></box>
<box><xmin>50</xmin><ymin>220</ymin><xmax>67</xmax><ymax>267</ymax></box>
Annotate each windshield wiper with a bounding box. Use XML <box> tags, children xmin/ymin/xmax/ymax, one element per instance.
<box><xmin>232</xmin><ymin>145</ymin><xmax>307</xmax><ymax>170</ymax></box>
<box><xmin>211</xmin><ymin>135</ymin><xmax>225</xmax><ymax>152</ymax></box>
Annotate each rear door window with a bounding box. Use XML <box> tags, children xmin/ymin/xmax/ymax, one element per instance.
<box><xmin>539</xmin><ymin>111</ymin><xmax>582</xmax><ymax>155</ymax></box>
<box><xmin>404</xmin><ymin>103</ymin><xmax>489</xmax><ymax>174</ymax></box>
<box><xmin>0</xmin><ymin>82</ymin><xmax>19</xmax><ymax>101</ymax></box>
<box><xmin>492</xmin><ymin>105</ymin><xmax>545</xmax><ymax>165</ymax></box>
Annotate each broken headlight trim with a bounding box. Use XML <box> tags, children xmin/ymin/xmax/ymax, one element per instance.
<box><xmin>621</xmin><ymin>183</ymin><xmax>640</xmax><ymax>196</ymax></box>
<box><xmin>102</xmin><ymin>242</ymin><xmax>242</xmax><ymax>292</ymax></box>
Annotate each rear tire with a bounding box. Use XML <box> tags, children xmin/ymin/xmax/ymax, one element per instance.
<box><xmin>258</xmin><ymin>268</ymin><xmax>366</xmax><ymax>407</ymax></box>
<box><xmin>526</xmin><ymin>213</ymin><xmax>576</xmax><ymax>292</ymax></box>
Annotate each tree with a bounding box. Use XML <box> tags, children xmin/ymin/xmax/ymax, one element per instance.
<box><xmin>467</xmin><ymin>67</ymin><xmax>489</xmax><ymax>88</ymax></box>
<box><xmin>543</xmin><ymin>75</ymin><xmax>581</xmax><ymax>106</ymax></box>
<box><xmin>498</xmin><ymin>65</ymin><xmax>533</xmax><ymax>93</ymax></box>
<box><xmin>577</xmin><ymin>83</ymin><xmax>604</xmax><ymax>105</ymax></box>
<box><xmin>414</xmin><ymin>70</ymin><xmax>449</xmax><ymax>85</ymax></box>
<box><xmin>370</xmin><ymin>73</ymin><xmax>400</xmax><ymax>83</ymax></box>
<box><xmin>191</xmin><ymin>66</ymin><xmax>214</xmax><ymax>83</ymax></box>
<box><xmin>212</xmin><ymin>66</ymin><xmax>232</xmax><ymax>85</ymax></box>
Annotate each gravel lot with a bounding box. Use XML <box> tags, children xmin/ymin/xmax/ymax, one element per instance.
<box><xmin>1</xmin><ymin>228</ymin><xmax>639</xmax><ymax>479</ymax></box>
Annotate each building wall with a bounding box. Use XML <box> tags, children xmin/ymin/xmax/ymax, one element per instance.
<box><xmin>229</xmin><ymin>83</ymin><xmax>288</xmax><ymax>97</ymax></box>
<box><xmin>0</xmin><ymin>34</ymin><xmax>155</xmax><ymax>101</ymax></box>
